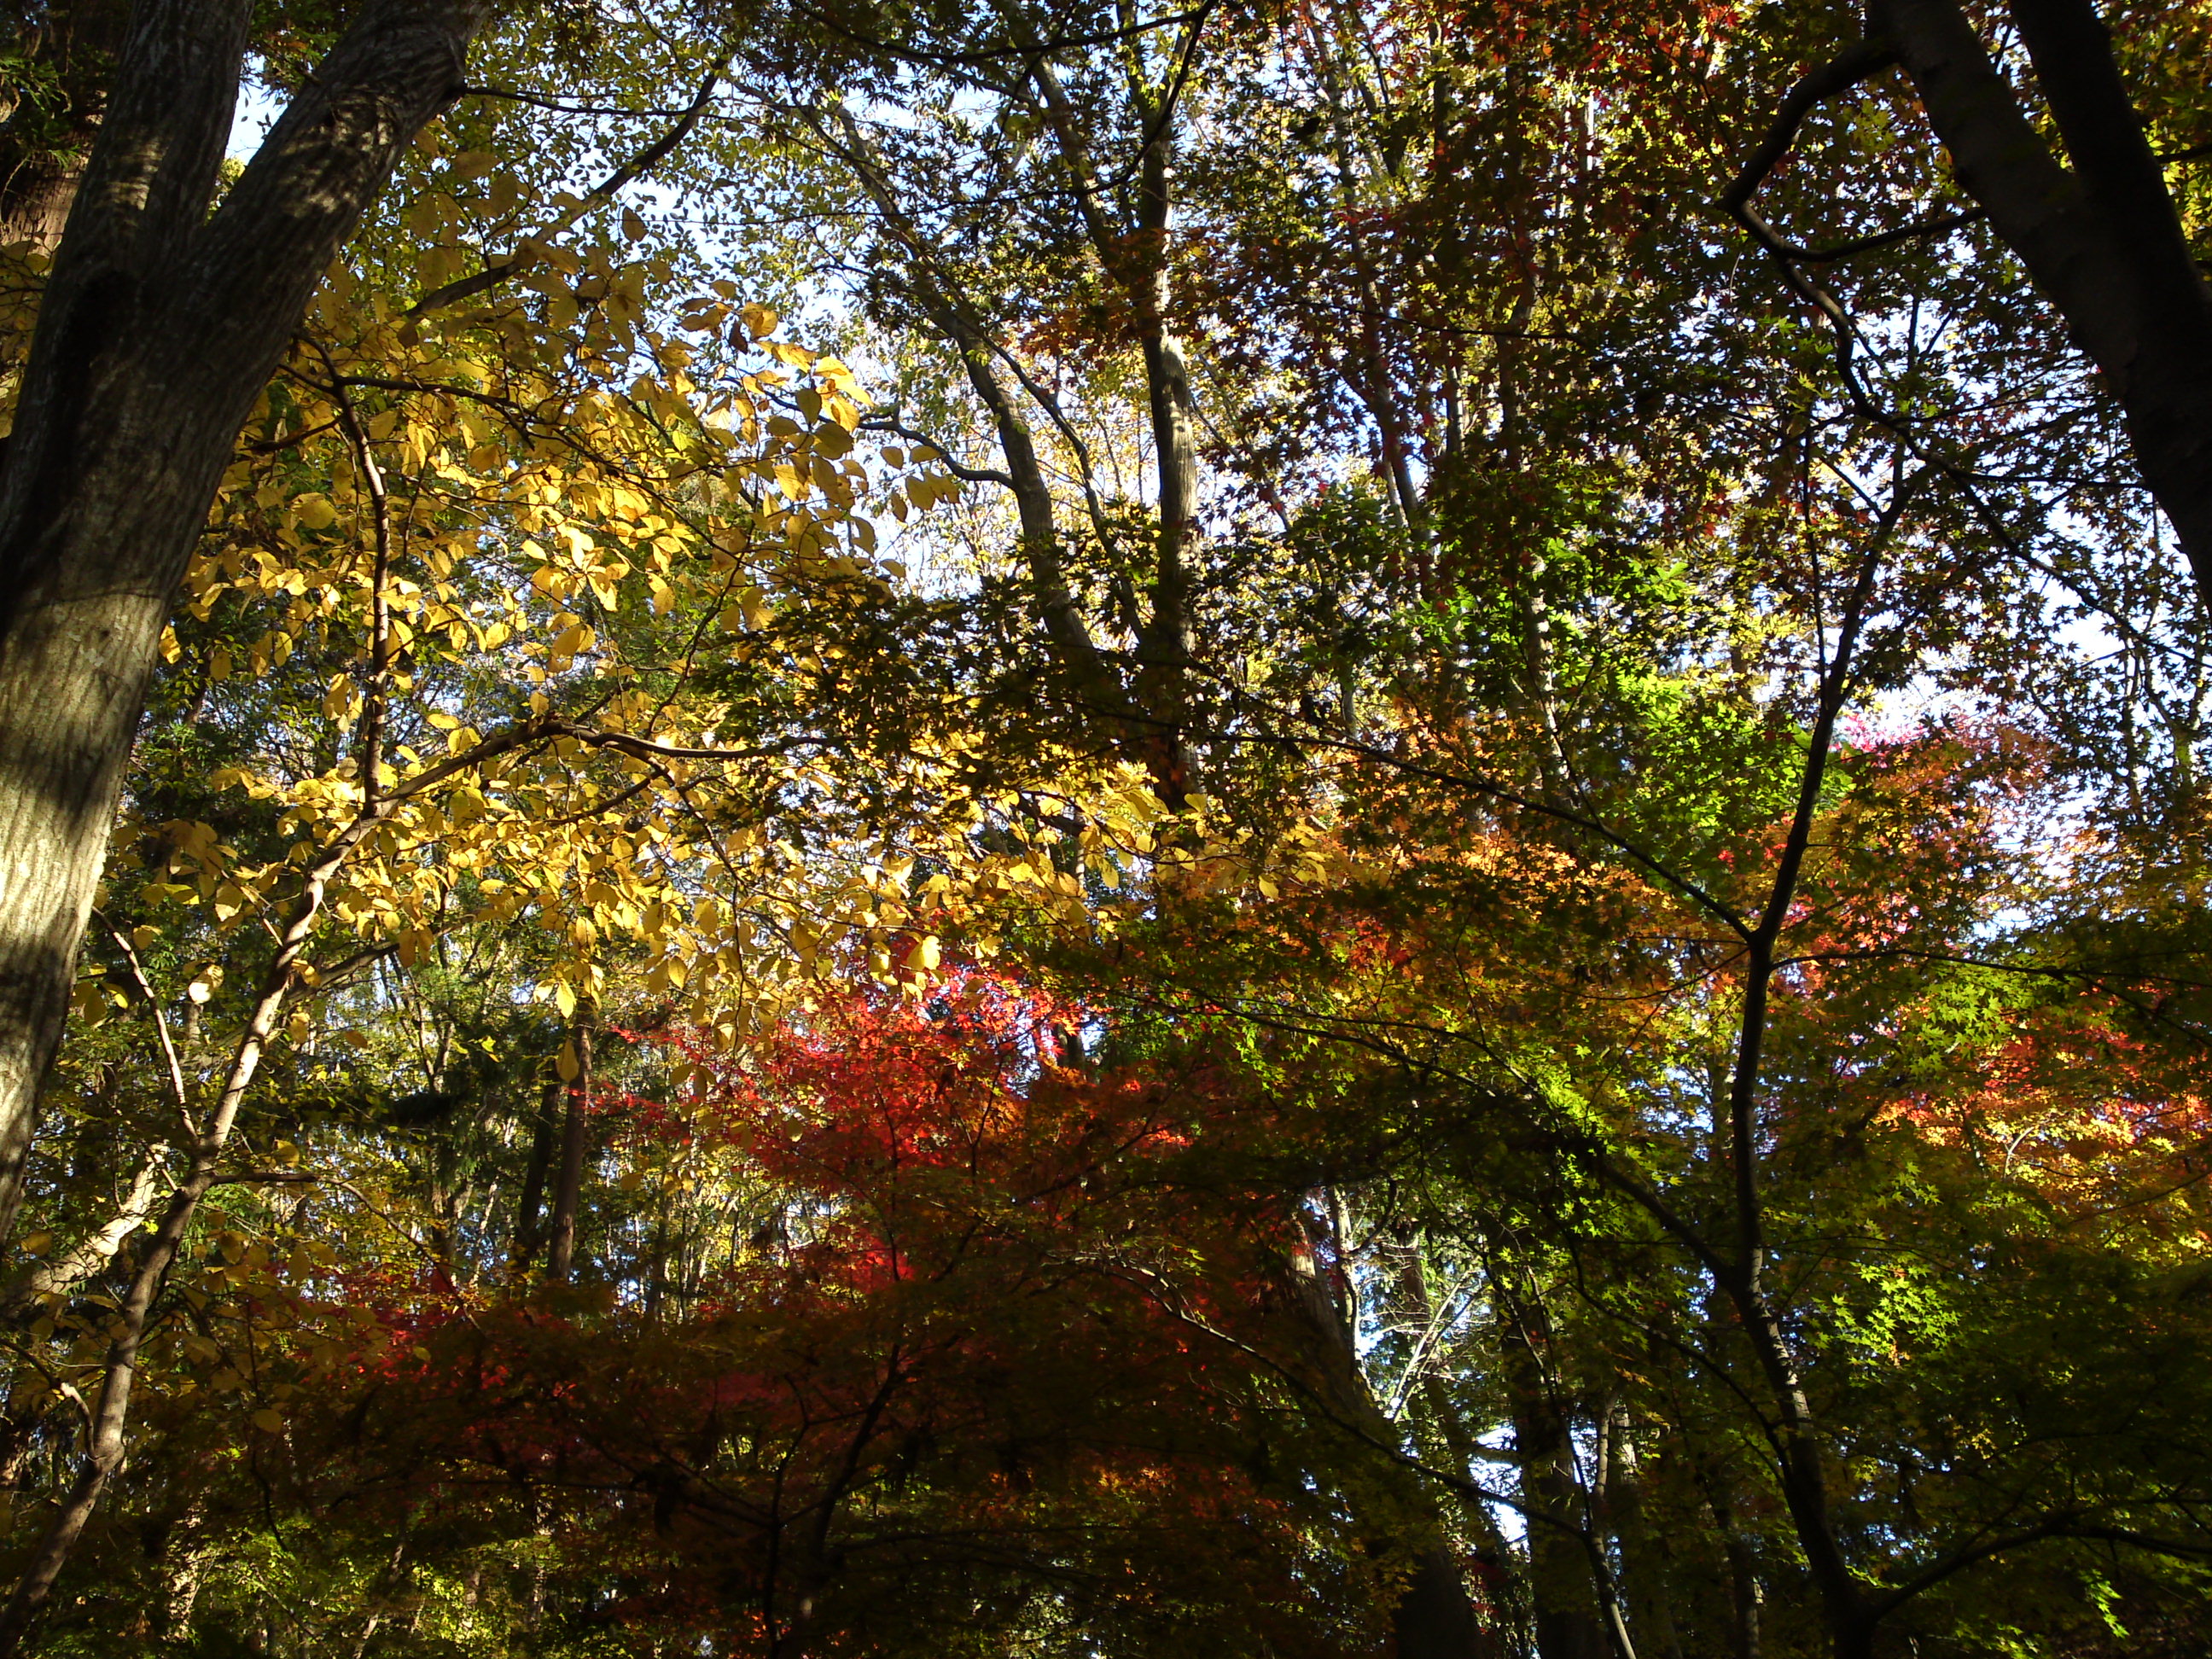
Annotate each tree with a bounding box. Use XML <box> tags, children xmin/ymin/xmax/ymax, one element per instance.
<box><xmin>0</xmin><ymin>0</ymin><xmax>489</xmax><ymax>1245</ymax></box>
<box><xmin>1729</xmin><ymin>1</ymin><xmax>2212</xmax><ymax>602</ymax></box>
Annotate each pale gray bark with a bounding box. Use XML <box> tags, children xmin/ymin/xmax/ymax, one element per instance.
<box><xmin>818</xmin><ymin>108</ymin><xmax>1136</xmax><ymax>732</ymax></box>
<box><xmin>0</xmin><ymin>1136</ymin><xmax>169</xmax><ymax>1320</ymax></box>
<box><xmin>1016</xmin><ymin>33</ymin><xmax>1202</xmax><ymax>802</ymax></box>
<box><xmin>0</xmin><ymin>0</ymin><xmax>487</xmax><ymax>1243</ymax></box>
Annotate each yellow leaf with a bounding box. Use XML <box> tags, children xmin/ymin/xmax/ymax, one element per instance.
<box><xmin>556</xmin><ymin>1039</ymin><xmax>579</xmax><ymax>1081</ymax></box>
<box><xmin>252</xmin><ymin>1408</ymin><xmax>284</xmax><ymax>1435</ymax></box>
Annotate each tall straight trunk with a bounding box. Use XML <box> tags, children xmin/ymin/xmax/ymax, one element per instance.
<box><xmin>1128</xmin><ymin>110</ymin><xmax>1197</xmax><ymax>805</ymax></box>
<box><xmin>545</xmin><ymin>1022</ymin><xmax>590</xmax><ymax>1282</ymax></box>
<box><xmin>509</xmin><ymin>1078</ymin><xmax>559</xmax><ymax>1278</ymax></box>
<box><xmin>1494</xmin><ymin>1288</ymin><xmax>1607</xmax><ymax>1659</ymax></box>
<box><xmin>1600</xmin><ymin>1400</ymin><xmax>1681</xmax><ymax>1659</ymax></box>
<box><xmin>0</xmin><ymin>0</ymin><xmax>485</xmax><ymax>1246</ymax></box>
<box><xmin>1691</xmin><ymin>1453</ymin><xmax>1762</xmax><ymax>1659</ymax></box>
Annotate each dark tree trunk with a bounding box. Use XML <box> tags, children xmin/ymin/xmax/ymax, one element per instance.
<box><xmin>545</xmin><ymin>1022</ymin><xmax>590</xmax><ymax>1282</ymax></box>
<box><xmin>1275</xmin><ymin>1226</ymin><xmax>1491</xmax><ymax>1659</ymax></box>
<box><xmin>509</xmin><ymin>1078</ymin><xmax>559</xmax><ymax>1278</ymax></box>
<box><xmin>0</xmin><ymin>0</ymin><xmax>132</xmax><ymax>252</ymax></box>
<box><xmin>1600</xmin><ymin>1402</ymin><xmax>1682</xmax><ymax>1659</ymax></box>
<box><xmin>0</xmin><ymin>0</ymin><xmax>486</xmax><ymax>1244</ymax></box>
<box><xmin>1868</xmin><ymin>0</ymin><xmax>2212</xmax><ymax>601</ymax></box>
<box><xmin>1495</xmin><ymin>1294</ymin><xmax>1607</xmax><ymax>1659</ymax></box>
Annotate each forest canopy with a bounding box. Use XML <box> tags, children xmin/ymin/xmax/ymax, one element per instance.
<box><xmin>0</xmin><ymin>0</ymin><xmax>2210</xmax><ymax>1655</ymax></box>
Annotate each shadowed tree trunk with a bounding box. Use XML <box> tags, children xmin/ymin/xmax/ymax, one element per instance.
<box><xmin>1277</xmin><ymin>1214</ymin><xmax>1492</xmax><ymax>1659</ymax></box>
<box><xmin>1873</xmin><ymin>0</ymin><xmax>2212</xmax><ymax>597</ymax></box>
<box><xmin>0</xmin><ymin>0</ymin><xmax>487</xmax><ymax>1246</ymax></box>
<box><xmin>1600</xmin><ymin>1400</ymin><xmax>1682</xmax><ymax>1659</ymax></box>
<box><xmin>0</xmin><ymin>0</ymin><xmax>131</xmax><ymax>251</ymax></box>
<box><xmin>1738</xmin><ymin>1</ymin><xmax>2212</xmax><ymax>602</ymax></box>
<box><xmin>545</xmin><ymin>1020</ymin><xmax>591</xmax><ymax>1282</ymax></box>
<box><xmin>1493</xmin><ymin>1276</ymin><xmax>1608</xmax><ymax>1659</ymax></box>
<box><xmin>509</xmin><ymin>1077</ymin><xmax>560</xmax><ymax>1278</ymax></box>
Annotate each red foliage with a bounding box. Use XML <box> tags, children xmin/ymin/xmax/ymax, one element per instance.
<box><xmin>311</xmin><ymin>976</ymin><xmax>1363</xmax><ymax>1658</ymax></box>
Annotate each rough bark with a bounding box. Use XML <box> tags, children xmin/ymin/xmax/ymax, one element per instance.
<box><xmin>0</xmin><ymin>0</ymin><xmax>132</xmax><ymax>251</ymax></box>
<box><xmin>0</xmin><ymin>758</ymin><xmax>409</xmax><ymax>1653</ymax></box>
<box><xmin>1866</xmin><ymin>0</ymin><xmax>2212</xmax><ymax>599</ymax></box>
<box><xmin>0</xmin><ymin>0</ymin><xmax>486</xmax><ymax>1244</ymax></box>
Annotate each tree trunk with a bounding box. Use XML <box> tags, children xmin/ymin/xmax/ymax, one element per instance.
<box><xmin>1600</xmin><ymin>1400</ymin><xmax>1682</xmax><ymax>1659</ymax></box>
<box><xmin>0</xmin><ymin>0</ymin><xmax>133</xmax><ymax>252</ymax></box>
<box><xmin>1868</xmin><ymin>0</ymin><xmax>2212</xmax><ymax>602</ymax></box>
<box><xmin>0</xmin><ymin>754</ymin><xmax>413</xmax><ymax>1651</ymax></box>
<box><xmin>1494</xmin><ymin>1287</ymin><xmax>1607</xmax><ymax>1659</ymax></box>
<box><xmin>0</xmin><ymin>0</ymin><xmax>485</xmax><ymax>1247</ymax></box>
<box><xmin>1276</xmin><ymin>1223</ymin><xmax>1491</xmax><ymax>1659</ymax></box>
<box><xmin>1127</xmin><ymin>112</ymin><xmax>1198</xmax><ymax>805</ymax></box>
<box><xmin>509</xmin><ymin>1078</ymin><xmax>558</xmax><ymax>1278</ymax></box>
<box><xmin>545</xmin><ymin>1022</ymin><xmax>590</xmax><ymax>1282</ymax></box>
<box><xmin>1692</xmin><ymin>1458</ymin><xmax>1763</xmax><ymax>1659</ymax></box>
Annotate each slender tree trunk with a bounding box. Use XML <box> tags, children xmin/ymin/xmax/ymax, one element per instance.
<box><xmin>154</xmin><ymin>1501</ymin><xmax>207</xmax><ymax>1644</ymax></box>
<box><xmin>822</xmin><ymin>106</ymin><xmax>1162</xmax><ymax>789</ymax></box>
<box><xmin>1600</xmin><ymin>1400</ymin><xmax>1681</xmax><ymax>1659</ymax></box>
<box><xmin>1129</xmin><ymin>119</ymin><xmax>1198</xmax><ymax>806</ymax></box>
<box><xmin>509</xmin><ymin>1078</ymin><xmax>558</xmax><ymax>1278</ymax></box>
<box><xmin>0</xmin><ymin>1135</ymin><xmax>167</xmax><ymax>1318</ymax></box>
<box><xmin>545</xmin><ymin>1021</ymin><xmax>590</xmax><ymax>1282</ymax></box>
<box><xmin>0</xmin><ymin>0</ymin><xmax>484</xmax><ymax>1247</ymax></box>
<box><xmin>1691</xmin><ymin>1454</ymin><xmax>1763</xmax><ymax>1659</ymax></box>
<box><xmin>1494</xmin><ymin>1284</ymin><xmax>1607</xmax><ymax>1659</ymax></box>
